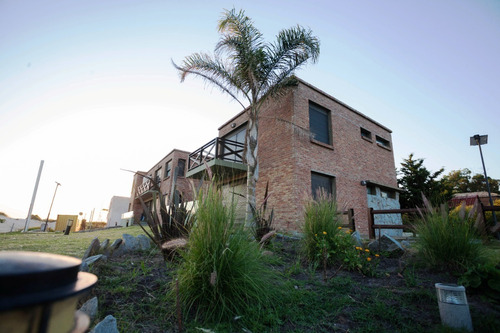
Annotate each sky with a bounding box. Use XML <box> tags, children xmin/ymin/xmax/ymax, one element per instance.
<box><xmin>1</xmin><ymin>0</ymin><xmax>499</xmax><ymax>220</ymax></box>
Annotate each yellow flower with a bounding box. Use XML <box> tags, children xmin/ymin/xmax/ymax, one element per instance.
<box><xmin>365</xmin><ymin>249</ymin><xmax>370</xmax><ymax>253</ymax></box>
<box><xmin>323</xmin><ymin>231</ymin><xmax>327</xmax><ymax>235</ymax></box>
<box><xmin>337</xmin><ymin>226</ymin><xmax>342</xmax><ymax>230</ymax></box>
<box><xmin>375</xmin><ymin>254</ymin><xmax>380</xmax><ymax>258</ymax></box>
<box><xmin>356</xmin><ymin>247</ymin><xmax>362</xmax><ymax>251</ymax></box>
<box><xmin>315</xmin><ymin>234</ymin><xmax>317</xmax><ymax>237</ymax></box>
<box><xmin>366</xmin><ymin>257</ymin><xmax>372</xmax><ymax>262</ymax></box>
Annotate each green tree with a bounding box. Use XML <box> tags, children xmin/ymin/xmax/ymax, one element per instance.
<box><xmin>174</xmin><ymin>8</ymin><xmax>320</xmax><ymax>224</ymax></box>
<box><xmin>441</xmin><ymin>168</ymin><xmax>500</xmax><ymax>194</ymax></box>
<box><xmin>397</xmin><ymin>154</ymin><xmax>445</xmax><ymax>208</ymax></box>
<box><xmin>470</xmin><ymin>174</ymin><xmax>499</xmax><ymax>193</ymax></box>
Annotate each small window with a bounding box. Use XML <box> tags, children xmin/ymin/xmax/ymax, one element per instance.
<box><xmin>380</xmin><ymin>189</ymin><xmax>396</xmax><ymax>199</ymax></box>
<box><xmin>361</xmin><ymin>128</ymin><xmax>372</xmax><ymax>141</ymax></box>
<box><xmin>376</xmin><ymin>135</ymin><xmax>391</xmax><ymax>149</ymax></box>
<box><xmin>177</xmin><ymin>159</ymin><xmax>186</xmax><ymax>177</ymax></box>
<box><xmin>165</xmin><ymin>160</ymin><xmax>172</xmax><ymax>178</ymax></box>
<box><xmin>155</xmin><ymin>168</ymin><xmax>162</xmax><ymax>183</ymax></box>
<box><xmin>367</xmin><ymin>185</ymin><xmax>376</xmax><ymax>195</ymax></box>
<box><xmin>309</xmin><ymin>102</ymin><xmax>331</xmax><ymax>145</ymax></box>
<box><xmin>311</xmin><ymin>172</ymin><xmax>336</xmax><ymax>200</ymax></box>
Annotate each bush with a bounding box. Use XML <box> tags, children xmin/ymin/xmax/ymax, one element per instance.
<box><xmin>175</xmin><ymin>186</ymin><xmax>281</xmax><ymax>326</ymax></box>
<box><xmin>414</xmin><ymin>200</ymin><xmax>492</xmax><ymax>272</ymax></box>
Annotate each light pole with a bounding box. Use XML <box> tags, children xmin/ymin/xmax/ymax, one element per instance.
<box><xmin>43</xmin><ymin>182</ymin><xmax>61</xmax><ymax>232</ymax></box>
<box><xmin>470</xmin><ymin>134</ymin><xmax>498</xmax><ymax>231</ymax></box>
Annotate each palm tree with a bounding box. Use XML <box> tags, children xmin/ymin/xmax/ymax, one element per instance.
<box><xmin>173</xmin><ymin>8</ymin><xmax>320</xmax><ymax>225</ymax></box>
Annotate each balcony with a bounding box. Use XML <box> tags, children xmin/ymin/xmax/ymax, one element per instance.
<box><xmin>186</xmin><ymin>137</ymin><xmax>247</xmax><ymax>179</ymax></box>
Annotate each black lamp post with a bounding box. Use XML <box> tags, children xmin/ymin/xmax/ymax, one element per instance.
<box><xmin>470</xmin><ymin>134</ymin><xmax>498</xmax><ymax>229</ymax></box>
<box><xmin>43</xmin><ymin>181</ymin><xmax>61</xmax><ymax>232</ymax></box>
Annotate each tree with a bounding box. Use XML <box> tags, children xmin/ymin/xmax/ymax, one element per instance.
<box><xmin>441</xmin><ymin>168</ymin><xmax>500</xmax><ymax>194</ymax></box>
<box><xmin>174</xmin><ymin>9</ymin><xmax>320</xmax><ymax>224</ymax></box>
<box><xmin>397</xmin><ymin>154</ymin><xmax>446</xmax><ymax>208</ymax></box>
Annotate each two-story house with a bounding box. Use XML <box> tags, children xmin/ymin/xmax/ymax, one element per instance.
<box><xmin>130</xmin><ymin>78</ymin><xmax>402</xmax><ymax>237</ymax></box>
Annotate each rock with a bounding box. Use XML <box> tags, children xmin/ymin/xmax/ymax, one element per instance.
<box><xmin>90</xmin><ymin>315</ymin><xmax>118</xmax><ymax>333</ymax></box>
<box><xmin>161</xmin><ymin>238</ymin><xmax>187</xmax><ymax>251</ymax></box>
<box><xmin>82</xmin><ymin>237</ymin><xmax>100</xmax><ymax>260</ymax></box>
<box><xmin>367</xmin><ymin>234</ymin><xmax>405</xmax><ymax>256</ymax></box>
<box><xmin>136</xmin><ymin>234</ymin><xmax>151</xmax><ymax>250</ymax></box>
<box><xmin>99</xmin><ymin>239</ymin><xmax>110</xmax><ymax>253</ymax></box>
<box><xmin>80</xmin><ymin>261</ymin><xmax>89</xmax><ymax>272</ymax></box>
<box><xmin>351</xmin><ymin>231</ymin><xmax>364</xmax><ymax>248</ymax></box>
<box><xmin>122</xmin><ymin>234</ymin><xmax>139</xmax><ymax>252</ymax></box>
<box><xmin>79</xmin><ymin>296</ymin><xmax>98</xmax><ymax>324</ymax></box>
<box><xmin>84</xmin><ymin>254</ymin><xmax>107</xmax><ymax>266</ymax></box>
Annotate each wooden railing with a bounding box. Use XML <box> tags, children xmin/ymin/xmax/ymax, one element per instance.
<box><xmin>188</xmin><ymin>137</ymin><xmax>245</xmax><ymax>171</ymax></box>
<box><xmin>367</xmin><ymin>208</ymin><xmax>419</xmax><ymax>239</ymax></box>
<box><xmin>137</xmin><ymin>179</ymin><xmax>153</xmax><ymax>196</ymax></box>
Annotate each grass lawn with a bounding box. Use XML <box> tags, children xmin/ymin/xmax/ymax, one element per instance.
<box><xmin>0</xmin><ymin>225</ymin><xmax>146</xmax><ymax>258</ymax></box>
<box><xmin>1</xmin><ymin>228</ymin><xmax>499</xmax><ymax>332</ymax></box>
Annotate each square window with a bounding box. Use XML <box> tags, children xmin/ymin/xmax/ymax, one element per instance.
<box><xmin>311</xmin><ymin>172</ymin><xmax>336</xmax><ymax>200</ymax></box>
<box><xmin>309</xmin><ymin>102</ymin><xmax>331</xmax><ymax>145</ymax></box>
<box><xmin>361</xmin><ymin>128</ymin><xmax>372</xmax><ymax>141</ymax></box>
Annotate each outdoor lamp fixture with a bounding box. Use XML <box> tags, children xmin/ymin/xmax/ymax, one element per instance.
<box><xmin>470</xmin><ymin>134</ymin><xmax>498</xmax><ymax>232</ymax></box>
<box><xmin>435</xmin><ymin>283</ymin><xmax>473</xmax><ymax>331</ymax></box>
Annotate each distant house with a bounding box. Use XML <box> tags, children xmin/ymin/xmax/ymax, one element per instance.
<box><xmin>106</xmin><ymin>196</ymin><xmax>131</xmax><ymax>227</ymax></box>
<box><xmin>450</xmin><ymin>192</ymin><xmax>500</xmax><ymax>208</ymax></box>
<box><xmin>129</xmin><ymin>79</ymin><xmax>402</xmax><ymax>237</ymax></box>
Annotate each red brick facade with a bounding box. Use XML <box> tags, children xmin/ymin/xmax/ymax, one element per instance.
<box><xmin>218</xmin><ymin>79</ymin><xmax>398</xmax><ymax>236</ymax></box>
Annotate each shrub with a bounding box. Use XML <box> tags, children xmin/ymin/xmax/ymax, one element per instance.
<box><xmin>414</xmin><ymin>198</ymin><xmax>492</xmax><ymax>272</ymax></box>
<box><xmin>458</xmin><ymin>262</ymin><xmax>500</xmax><ymax>301</ymax></box>
<box><xmin>175</xmin><ymin>186</ymin><xmax>281</xmax><ymax>326</ymax></box>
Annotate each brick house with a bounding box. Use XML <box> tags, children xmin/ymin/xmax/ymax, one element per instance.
<box><xmin>130</xmin><ymin>79</ymin><xmax>402</xmax><ymax>237</ymax></box>
<box><xmin>129</xmin><ymin>149</ymin><xmax>193</xmax><ymax>223</ymax></box>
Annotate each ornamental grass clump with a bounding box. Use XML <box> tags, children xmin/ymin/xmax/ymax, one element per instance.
<box><xmin>414</xmin><ymin>197</ymin><xmax>492</xmax><ymax>272</ymax></box>
<box><xmin>175</xmin><ymin>186</ymin><xmax>281</xmax><ymax>326</ymax></box>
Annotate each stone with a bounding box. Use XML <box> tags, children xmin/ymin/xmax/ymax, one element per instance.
<box><xmin>80</xmin><ymin>261</ymin><xmax>89</xmax><ymax>272</ymax></box>
<box><xmin>351</xmin><ymin>231</ymin><xmax>364</xmax><ymax>248</ymax></box>
<box><xmin>122</xmin><ymin>234</ymin><xmax>139</xmax><ymax>252</ymax></box>
<box><xmin>99</xmin><ymin>239</ymin><xmax>110</xmax><ymax>253</ymax></box>
<box><xmin>82</xmin><ymin>237</ymin><xmax>100</xmax><ymax>260</ymax></box>
<box><xmin>84</xmin><ymin>254</ymin><xmax>107</xmax><ymax>266</ymax></box>
<box><xmin>90</xmin><ymin>315</ymin><xmax>119</xmax><ymax>333</ymax></box>
<box><xmin>136</xmin><ymin>234</ymin><xmax>152</xmax><ymax>250</ymax></box>
<box><xmin>79</xmin><ymin>296</ymin><xmax>98</xmax><ymax>324</ymax></box>
<box><xmin>104</xmin><ymin>238</ymin><xmax>122</xmax><ymax>257</ymax></box>
<box><xmin>367</xmin><ymin>234</ymin><xmax>405</xmax><ymax>256</ymax></box>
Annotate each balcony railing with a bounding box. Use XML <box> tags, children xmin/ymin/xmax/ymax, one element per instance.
<box><xmin>188</xmin><ymin>137</ymin><xmax>245</xmax><ymax>172</ymax></box>
<box><xmin>137</xmin><ymin>179</ymin><xmax>153</xmax><ymax>196</ymax></box>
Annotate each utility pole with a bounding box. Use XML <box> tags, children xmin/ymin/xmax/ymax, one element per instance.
<box><xmin>24</xmin><ymin>160</ymin><xmax>44</xmax><ymax>232</ymax></box>
<box><xmin>43</xmin><ymin>181</ymin><xmax>61</xmax><ymax>232</ymax></box>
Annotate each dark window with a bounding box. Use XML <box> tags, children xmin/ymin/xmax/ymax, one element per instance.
<box><xmin>376</xmin><ymin>135</ymin><xmax>391</xmax><ymax>149</ymax></box>
<box><xmin>361</xmin><ymin>128</ymin><xmax>372</xmax><ymax>140</ymax></box>
<box><xmin>155</xmin><ymin>168</ymin><xmax>162</xmax><ymax>183</ymax></box>
<box><xmin>223</xmin><ymin>126</ymin><xmax>246</xmax><ymax>163</ymax></box>
<box><xmin>309</xmin><ymin>102</ymin><xmax>331</xmax><ymax>145</ymax></box>
<box><xmin>367</xmin><ymin>185</ymin><xmax>377</xmax><ymax>195</ymax></box>
<box><xmin>311</xmin><ymin>172</ymin><xmax>336</xmax><ymax>200</ymax></box>
<box><xmin>177</xmin><ymin>159</ymin><xmax>186</xmax><ymax>177</ymax></box>
<box><xmin>165</xmin><ymin>160</ymin><xmax>172</xmax><ymax>178</ymax></box>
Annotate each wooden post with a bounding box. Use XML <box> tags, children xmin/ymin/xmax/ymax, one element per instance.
<box><xmin>367</xmin><ymin>208</ymin><xmax>374</xmax><ymax>239</ymax></box>
<box><xmin>348</xmin><ymin>208</ymin><xmax>355</xmax><ymax>231</ymax></box>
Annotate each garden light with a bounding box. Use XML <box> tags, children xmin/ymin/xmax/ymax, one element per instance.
<box><xmin>435</xmin><ymin>283</ymin><xmax>472</xmax><ymax>332</ymax></box>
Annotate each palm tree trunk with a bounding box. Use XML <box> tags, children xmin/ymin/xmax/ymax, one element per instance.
<box><xmin>245</xmin><ymin>114</ymin><xmax>259</xmax><ymax>227</ymax></box>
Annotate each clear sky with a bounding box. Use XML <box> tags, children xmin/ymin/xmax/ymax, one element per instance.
<box><xmin>1</xmin><ymin>0</ymin><xmax>499</xmax><ymax>219</ymax></box>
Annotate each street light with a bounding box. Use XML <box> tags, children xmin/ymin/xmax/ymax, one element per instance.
<box><xmin>43</xmin><ymin>182</ymin><xmax>61</xmax><ymax>232</ymax></box>
<box><xmin>470</xmin><ymin>134</ymin><xmax>498</xmax><ymax>230</ymax></box>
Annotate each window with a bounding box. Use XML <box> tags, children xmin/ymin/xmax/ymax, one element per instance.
<box><xmin>223</xmin><ymin>126</ymin><xmax>246</xmax><ymax>163</ymax></box>
<box><xmin>154</xmin><ymin>168</ymin><xmax>162</xmax><ymax>183</ymax></box>
<box><xmin>311</xmin><ymin>172</ymin><xmax>336</xmax><ymax>200</ymax></box>
<box><xmin>380</xmin><ymin>189</ymin><xmax>396</xmax><ymax>199</ymax></box>
<box><xmin>309</xmin><ymin>102</ymin><xmax>331</xmax><ymax>145</ymax></box>
<box><xmin>177</xmin><ymin>159</ymin><xmax>186</xmax><ymax>177</ymax></box>
<box><xmin>164</xmin><ymin>160</ymin><xmax>172</xmax><ymax>178</ymax></box>
<box><xmin>367</xmin><ymin>185</ymin><xmax>376</xmax><ymax>195</ymax></box>
<box><xmin>376</xmin><ymin>135</ymin><xmax>391</xmax><ymax>149</ymax></box>
<box><xmin>361</xmin><ymin>128</ymin><xmax>372</xmax><ymax>141</ymax></box>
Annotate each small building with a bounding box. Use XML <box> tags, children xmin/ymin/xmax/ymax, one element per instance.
<box><xmin>450</xmin><ymin>192</ymin><xmax>500</xmax><ymax>208</ymax></box>
<box><xmin>106</xmin><ymin>196</ymin><xmax>131</xmax><ymax>227</ymax></box>
<box><xmin>54</xmin><ymin>215</ymin><xmax>82</xmax><ymax>232</ymax></box>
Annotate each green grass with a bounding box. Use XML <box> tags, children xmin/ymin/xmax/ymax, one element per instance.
<box><xmin>0</xmin><ymin>225</ymin><xmax>146</xmax><ymax>258</ymax></box>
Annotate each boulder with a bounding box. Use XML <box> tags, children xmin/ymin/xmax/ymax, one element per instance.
<box><xmin>137</xmin><ymin>234</ymin><xmax>152</xmax><ymax>250</ymax></box>
<box><xmin>351</xmin><ymin>231</ymin><xmax>364</xmax><ymax>248</ymax></box>
<box><xmin>84</xmin><ymin>254</ymin><xmax>107</xmax><ymax>266</ymax></box>
<box><xmin>79</xmin><ymin>296</ymin><xmax>98</xmax><ymax>324</ymax></box>
<box><xmin>90</xmin><ymin>315</ymin><xmax>119</xmax><ymax>333</ymax></box>
<box><xmin>99</xmin><ymin>239</ymin><xmax>110</xmax><ymax>253</ymax></box>
<box><xmin>367</xmin><ymin>234</ymin><xmax>405</xmax><ymax>256</ymax></box>
<box><xmin>122</xmin><ymin>234</ymin><xmax>139</xmax><ymax>253</ymax></box>
<box><xmin>104</xmin><ymin>239</ymin><xmax>122</xmax><ymax>257</ymax></box>
<box><xmin>82</xmin><ymin>237</ymin><xmax>100</xmax><ymax>260</ymax></box>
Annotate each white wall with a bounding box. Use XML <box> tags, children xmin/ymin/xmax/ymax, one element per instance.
<box><xmin>107</xmin><ymin>196</ymin><xmax>130</xmax><ymax>227</ymax></box>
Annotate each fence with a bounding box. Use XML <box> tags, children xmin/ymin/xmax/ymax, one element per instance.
<box><xmin>367</xmin><ymin>208</ymin><xmax>420</xmax><ymax>240</ymax></box>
